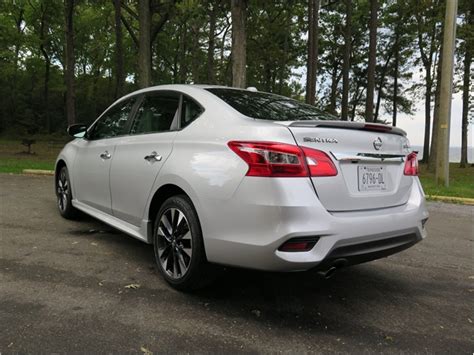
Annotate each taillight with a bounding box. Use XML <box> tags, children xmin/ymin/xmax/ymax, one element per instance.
<box><xmin>301</xmin><ymin>147</ymin><xmax>338</xmax><ymax>177</ymax></box>
<box><xmin>228</xmin><ymin>141</ymin><xmax>338</xmax><ymax>177</ymax></box>
<box><xmin>227</xmin><ymin>141</ymin><xmax>307</xmax><ymax>177</ymax></box>
<box><xmin>404</xmin><ymin>152</ymin><xmax>419</xmax><ymax>175</ymax></box>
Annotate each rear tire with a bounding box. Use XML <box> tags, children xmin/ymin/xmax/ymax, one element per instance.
<box><xmin>153</xmin><ymin>195</ymin><xmax>214</xmax><ymax>291</ymax></box>
<box><xmin>56</xmin><ymin>166</ymin><xmax>80</xmax><ymax>220</ymax></box>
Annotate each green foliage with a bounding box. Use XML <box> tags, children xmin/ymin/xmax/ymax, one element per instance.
<box><xmin>0</xmin><ymin>0</ymin><xmax>467</xmax><ymax>135</ymax></box>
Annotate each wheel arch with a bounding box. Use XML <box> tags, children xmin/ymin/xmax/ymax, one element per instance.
<box><xmin>148</xmin><ymin>184</ymin><xmax>189</xmax><ymax>223</ymax></box>
<box><xmin>146</xmin><ymin>181</ymin><xmax>204</xmax><ymax>246</ymax></box>
<box><xmin>55</xmin><ymin>159</ymin><xmax>67</xmax><ymax>185</ymax></box>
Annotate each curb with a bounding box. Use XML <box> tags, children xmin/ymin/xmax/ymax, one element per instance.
<box><xmin>22</xmin><ymin>169</ymin><xmax>55</xmax><ymax>176</ymax></box>
<box><xmin>427</xmin><ymin>195</ymin><xmax>474</xmax><ymax>205</ymax></box>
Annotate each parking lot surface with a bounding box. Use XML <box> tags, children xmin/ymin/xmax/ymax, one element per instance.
<box><xmin>0</xmin><ymin>174</ymin><xmax>472</xmax><ymax>352</ymax></box>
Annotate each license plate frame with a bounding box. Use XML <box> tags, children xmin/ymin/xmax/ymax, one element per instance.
<box><xmin>358</xmin><ymin>165</ymin><xmax>387</xmax><ymax>191</ymax></box>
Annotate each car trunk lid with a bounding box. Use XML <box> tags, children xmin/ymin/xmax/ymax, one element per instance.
<box><xmin>286</xmin><ymin>120</ymin><xmax>413</xmax><ymax>212</ymax></box>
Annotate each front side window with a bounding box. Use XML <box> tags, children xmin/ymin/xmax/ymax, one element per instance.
<box><xmin>88</xmin><ymin>98</ymin><xmax>136</xmax><ymax>140</ymax></box>
<box><xmin>181</xmin><ymin>96</ymin><xmax>203</xmax><ymax>128</ymax></box>
<box><xmin>205</xmin><ymin>88</ymin><xmax>338</xmax><ymax>121</ymax></box>
<box><xmin>131</xmin><ymin>93</ymin><xmax>180</xmax><ymax>135</ymax></box>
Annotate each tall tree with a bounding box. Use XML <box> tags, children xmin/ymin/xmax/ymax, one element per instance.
<box><xmin>459</xmin><ymin>0</ymin><xmax>473</xmax><ymax>167</ymax></box>
<box><xmin>64</xmin><ymin>0</ymin><xmax>76</xmax><ymax>125</ymax></box>
<box><xmin>113</xmin><ymin>0</ymin><xmax>124</xmax><ymax>98</ymax></box>
<box><xmin>341</xmin><ymin>0</ymin><xmax>352</xmax><ymax>120</ymax></box>
<box><xmin>231</xmin><ymin>0</ymin><xmax>247</xmax><ymax>88</ymax></box>
<box><xmin>32</xmin><ymin>0</ymin><xmax>53</xmax><ymax>132</ymax></box>
<box><xmin>121</xmin><ymin>0</ymin><xmax>174</xmax><ymax>88</ymax></box>
<box><xmin>207</xmin><ymin>1</ymin><xmax>216</xmax><ymax>84</ymax></box>
<box><xmin>460</xmin><ymin>42</ymin><xmax>471</xmax><ymax>167</ymax></box>
<box><xmin>414</xmin><ymin>0</ymin><xmax>442</xmax><ymax>163</ymax></box>
<box><xmin>365</xmin><ymin>0</ymin><xmax>378</xmax><ymax>122</ymax></box>
<box><xmin>305</xmin><ymin>0</ymin><xmax>321</xmax><ymax>105</ymax></box>
<box><xmin>138</xmin><ymin>0</ymin><xmax>151</xmax><ymax>88</ymax></box>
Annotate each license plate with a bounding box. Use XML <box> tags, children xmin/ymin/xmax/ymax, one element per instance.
<box><xmin>358</xmin><ymin>165</ymin><xmax>387</xmax><ymax>191</ymax></box>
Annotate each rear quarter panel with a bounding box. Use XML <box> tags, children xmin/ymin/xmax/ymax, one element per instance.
<box><xmin>145</xmin><ymin>88</ymin><xmax>299</xmax><ymax>248</ymax></box>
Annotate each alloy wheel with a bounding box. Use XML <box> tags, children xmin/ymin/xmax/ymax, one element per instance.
<box><xmin>57</xmin><ymin>169</ymin><xmax>69</xmax><ymax>212</ymax></box>
<box><xmin>156</xmin><ymin>208</ymin><xmax>193</xmax><ymax>279</ymax></box>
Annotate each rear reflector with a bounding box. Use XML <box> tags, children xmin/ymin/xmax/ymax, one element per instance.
<box><xmin>404</xmin><ymin>152</ymin><xmax>419</xmax><ymax>176</ymax></box>
<box><xmin>278</xmin><ymin>237</ymin><xmax>320</xmax><ymax>252</ymax></box>
<box><xmin>228</xmin><ymin>141</ymin><xmax>338</xmax><ymax>177</ymax></box>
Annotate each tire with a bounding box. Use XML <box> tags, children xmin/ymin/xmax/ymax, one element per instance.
<box><xmin>56</xmin><ymin>166</ymin><xmax>80</xmax><ymax>220</ymax></box>
<box><xmin>153</xmin><ymin>195</ymin><xmax>214</xmax><ymax>291</ymax></box>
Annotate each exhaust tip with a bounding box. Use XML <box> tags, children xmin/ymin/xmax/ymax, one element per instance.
<box><xmin>324</xmin><ymin>266</ymin><xmax>338</xmax><ymax>279</ymax></box>
<box><xmin>318</xmin><ymin>266</ymin><xmax>338</xmax><ymax>279</ymax></box>
<box><xmin>317</xmin><ymin>259</ymin><xmax>347</xmax><ymax>279</ymax></box>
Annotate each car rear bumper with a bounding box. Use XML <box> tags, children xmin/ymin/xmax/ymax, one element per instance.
<box><xmin>198</xmin><ymin>177</ymin><xmax>429</xmax><ymax>271</ymax></box>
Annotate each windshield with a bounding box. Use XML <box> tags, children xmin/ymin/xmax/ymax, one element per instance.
<box><xmin>205</xmin><ymin>88</ymin><xmax>338</xmax><ymax>121</ymax></box>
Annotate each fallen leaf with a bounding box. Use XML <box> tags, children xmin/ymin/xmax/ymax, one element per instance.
<box><xmin>125</xmin><ymin>283</ymin><xmax>140</xmax><ymax>289</ymax></box>
<box><xmin>468</xmin><ymin>318</ymin><xmax>472</xmax><ymax>324</ymax></box>
<box><xmin>91</xmin><ymin>242</ymin><xmax>98</xmax><ymax>246</ymax></box>
<box><xmin>141</xmin><ymin>346</ymin><xmax>152</xmax><ymax>355</ymax></box>
<box><xmin>385</xmin><ymin>336</ymin><xmax>394</xmax><ymax>342</ymax></box>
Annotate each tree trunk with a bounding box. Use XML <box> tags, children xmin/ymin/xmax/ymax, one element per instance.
<box><xmin>374</xmin><ymin>50</ymin><xmax>393</xmax><ymax>122</ymax></box>
<box><xmin>231</xmin><ymin>0</ymin><xmax>247</xmax><ymax>88</ymax></box>
<box><xmin>113</xmin><ymin>0</ymin><xmax>125</xmax><ymax>98</ymax></box>
<box><xmin>429</xmin><ymin>47</ymin><xmax>443</xmax><ymax>170</ymax></box>
<box><xmin>328</xmin><ymin>62</ymin><xmax>341</xmax><ymax>115</ymax></box>
<box><xmin>138</xmin><ymin>0</ymin><xmax>151</xmax><ymax>88</ymax></box>
<box><xmin>392</xmin><ymin>35</ymin><xmax>399</xmax><ymax>127</ymax></box>
<box><xmin>460</xmin><ymin>46</ymin><xmax>471</xmax><ymax>167</ymax></box>
<box><xmin>278</xmin><ymin>4</ymin><xmax>291</xmax><ymax>94</ymax></box>
<box><xmin>341</xmin><ymin>0</ymin><xmax>352</xmax><ymax>121</ymax></box>
<box><xmin>365</xmin><ymin>0</ymin><xmax>378</xmax><ymax>122</ymax></box>
<box><xmin>179</xmin><ymin>21</ymin><xmax>188</xmax><ymax>83</ymax></box>
<box><xmin>39</xmin><ymin>4</ymin><xmax>51</xmax><ymax>133</ymax></box>
<box><xmin>305</xmin><ymin>0</ymin><xmax>321</xmax><ymax>105</ymax></box>
<box><xmin>207</xmin><ymin>3</ymin><xmax>216</xmax><ymax>84</ymax></box>
<box><xmin>422</xmin><ymin>70</ymin><xmax>432</xmax><ymax>163</ymax></box>
<box><xmin>64</xmin><ymin>0</ymin><xmax>76</xmax><ymax>126</ymax></box>
<box><xmin>190</xmin><ymin>21</ymin><xmax>201</xmax><ymax>84</ymax></box>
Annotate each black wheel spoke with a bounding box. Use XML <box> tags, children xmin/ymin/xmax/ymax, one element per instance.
<box><xmin>155</xmin><ymin>207</ymin><xmax>193</xmax><ymax>280</ymax></box>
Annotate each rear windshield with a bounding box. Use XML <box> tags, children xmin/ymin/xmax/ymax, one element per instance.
<box><xmin>205</xmin><ymin>88</ymin><xmax>338</xmax><ymax>121</ymax></box>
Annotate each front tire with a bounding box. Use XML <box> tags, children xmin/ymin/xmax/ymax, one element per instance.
<box><xmin>56</xmin><ymin>166</ymin><xmax>79</xmax><ymax>219</ymax></box>
<box><xmin>153</xmin><ymin>195</ymin><xmax>213</xmax><ymax>291</ymax></box>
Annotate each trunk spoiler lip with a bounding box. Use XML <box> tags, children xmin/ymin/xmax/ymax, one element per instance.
<box><xmin>288</xmin><ymin>120</ymin><xmax>407</xmax><ymax>136</ymax></box>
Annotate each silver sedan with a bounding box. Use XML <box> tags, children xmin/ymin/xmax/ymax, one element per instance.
<box><xmin>55</xmin><ymin>85</ymin><xmax>429</xmax><ymax>290</ymax></box>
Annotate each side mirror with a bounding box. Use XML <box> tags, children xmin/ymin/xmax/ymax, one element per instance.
<box><xmin>67</xmin><ymin>124</ymin><xmax>88</xmax><ymax>138</ymax></box>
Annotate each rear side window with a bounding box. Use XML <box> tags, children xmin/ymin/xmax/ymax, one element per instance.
<box><xmin>88</xmin><ymin>97</ymin><xmax>136</xmax><ymax>140</ymax></box>
<box><xmin>131</xmin><ymin>93</ymin><xmax>180</xmax><ymax>134</ymax></box>
<box><xmin>206</xmin><ymin>88</ymin><xmax>337</xmax><ymax>121</ymax></box>
<box><xmin>181</xmin><ymin>96</ymin><xmax>203</xmax><ymax>128</ymax></box>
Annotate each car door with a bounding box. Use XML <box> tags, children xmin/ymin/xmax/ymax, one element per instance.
<box><xmin>73</xmin><ymin>97</ymin><xmax>138</xmax><ymax>214</ymax></box>
<box><xmin>109</xmin><ymin>91</ymin><xmax>181</xmax><ymax>226</ymax></box>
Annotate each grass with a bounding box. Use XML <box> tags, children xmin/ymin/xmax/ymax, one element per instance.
<box><xmin>0</xmin><ymin>138</ymin><xmax>472</xmax><ymax>199</ymax></box>
<box><xmin>0</xmin><ymin>138</ymin><xmax>64</xmax><ymax>173</ymax></box>
<box><xmin>418</xmin><ymin>163</ymin><xmax>474</xmax><ymax>199</ymax></box>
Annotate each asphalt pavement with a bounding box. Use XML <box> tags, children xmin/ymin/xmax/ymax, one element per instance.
<box><xmin>0</xmin><ymin>174</ymin><xmax>472</xmax><ymax>353</ymax></box>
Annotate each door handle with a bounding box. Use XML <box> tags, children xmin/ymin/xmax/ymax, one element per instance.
<box><xmin>144</xmin><ymin>151</ymin><xmax>162</xmax><ymax>162</ymax></box>
<box><xmin>100</xmin><ymin>151</ymin><xmax>111</xmax><ymax>160</ymax></box>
